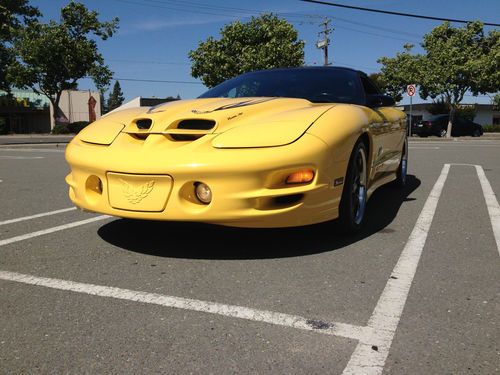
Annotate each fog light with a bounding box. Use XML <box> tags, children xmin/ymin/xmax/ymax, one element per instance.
<box><xmin>286</xmin><ymin>169</ymin><xmax>315</xmax><ymax>184</ymax></box>
<box><xmin>195</xmin><ymin>182</ymin><xmax>212</xmax><ymax>204</ymax></box>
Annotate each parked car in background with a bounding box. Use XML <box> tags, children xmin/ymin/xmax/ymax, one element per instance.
<box><xmin>411</xmin><ymin>114</ymin><xmax>483</xmax><ymax>137</ymax></box>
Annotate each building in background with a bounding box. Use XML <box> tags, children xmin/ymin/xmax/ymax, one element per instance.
<box><xmin>104</xmin><ymin>96</ymin><xmax>179</xmax><ymax>117</ymax></box>
<box><xmin>0</xmin><ymin>89</ymin><xmax>102</xmax><ymax>134</ymax></box>
<box><xmin>403</xmin><ymin>103</ymin><xmax>500</xmax><ymax>125</ymax></box>
<box><xmin>0</xmin><ymin>89</ymin><xmax>50</xmax><ymax>134</ymax></box>
<box><xmin>50</xmin><ymin>90</ymin><xmax>101</xmax><ymax>129</ymax></box>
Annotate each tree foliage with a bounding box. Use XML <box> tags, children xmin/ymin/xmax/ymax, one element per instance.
<box><xmin>189</xmin><ymin>14</ymin><xmax>305</xmax><ymax>88</ymax></box>
<box><xmin>493</xmin><ymin>93</ymin><xmax>500</xmax><ymax>108</ymax></box>
<box><xmin>0</xmin><ymin>0</ymin><xmax>40</xmax><ymax>92</ymax></box>
<box><xmin>428</xmin><ymin>97</ymin><xmax>477</xmax><ymax>120</ymax></box>
<box><xmin>107</xmin><ymin>80</ymin><xmax>125</xmax><ymax>112</ymax></box>
<box><xmin>378</xmin><ymin>23</ymin><xmax>499</xmax><ymax>103</ymax></box>
<box><xmin>377</xmin><ymin>21</ymin><xmax>499</xmax><ymax>136</ymax></box>
<box><xmin>418</xmin><ymin>22</ymin><xmax>498</xmax><ymax>104</ymax></box>
<box><xmin>8</xmin><ymin>1</ymin><xmax>118</xmax><ymax>124</ymax></box>
<box><xmin>377</xmin><ymin>43</ymin><xmax>420</xmax><ymax>102</ymax></box>
<box><xmin>368</xmin><ymin>72</ymin><xmax>400</xmax><ymax>101</ymax></box>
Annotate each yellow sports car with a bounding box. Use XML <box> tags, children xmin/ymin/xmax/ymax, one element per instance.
<box><xmin>65</xmin><ymin>67</ymin><xmax>407</xmax><ymax>232</ymax></box>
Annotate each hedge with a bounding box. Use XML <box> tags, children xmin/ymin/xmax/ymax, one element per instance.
<box><xmin>52</xmin><ymin>121</ymin><xmax>90</xmax><ymax>134</ymax></box>
<box><xmin>482</xmin><ymin>124</ymin><xmax>500</xmax><ymax>133</ymax></box>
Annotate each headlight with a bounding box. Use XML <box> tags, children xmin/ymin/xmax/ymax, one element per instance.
<box><xmin>195</xmin><ymin>182</ymin><xmax>212</xmax><ymax>204</ymax></box>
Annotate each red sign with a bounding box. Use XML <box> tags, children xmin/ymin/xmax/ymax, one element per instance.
<box><xmin>407</xmin><ymin>84</ymin><xmax>416</xmax><ymax>97</ymax></box>
<box><xmin>88</xmin><ymin>95</ymin><xmax>97</xmax><ymax>123</ymax></box>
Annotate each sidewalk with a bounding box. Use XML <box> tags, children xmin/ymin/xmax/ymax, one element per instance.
<box><xmin>409</xmin><ymin>133</ymin><xmax>500</xmax><ymax>141</ymax></box>
<box><xmin>0</xmin><ymin>134</ymin><xmax>74</xmax><ymax>145</ymax></box>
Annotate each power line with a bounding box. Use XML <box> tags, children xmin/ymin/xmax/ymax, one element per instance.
<box><xmin>335</xmin><ymin>24</ymin><xmax>420</xmax><ymax>44</ymax></box>
<box><xmin>333</xmin><ymin>16</ymin><xmax>422</xmax><ymax>39</ymax></box>
<box><xmin>115</xmin><ymin>78</ymin><xmax>203</xmax><ymax>84</ymax></box>
<box><xmin>113</xmin><ymin>0</ymin><xmax>429</xmax><ymax>43</ymax></box>
<box><xmin>300</xmin><ymin>0</ymin><xmax>500</xmax><ymax>27</ymax></box>
<box><xmin>108</xmin><ymin>59</ymin><xmax>189</xmax><ymax>66</ymax></box>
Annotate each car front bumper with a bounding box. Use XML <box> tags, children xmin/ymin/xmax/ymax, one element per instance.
<box><xmin>65</xmin><ymin>133</ymin><xmax>347</xmax><ymax>228</ymax></box>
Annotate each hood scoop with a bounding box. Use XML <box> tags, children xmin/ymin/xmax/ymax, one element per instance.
<box><xmin>124</xmin><ymin>117</ymin><xmax>217</xmax><ymax>142</ymax></box>
<box><xmin>165</xmin><ymin>119</ymin><xmax>216</xmax><ymax>141</ymax></box>
<box><xmin>177</xmin><ymin>119</ymin><xmax>215</xmax><ymax>130</ymax></box>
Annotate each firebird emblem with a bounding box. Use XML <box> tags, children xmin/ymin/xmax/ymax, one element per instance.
<box><xmin>120</xmin><ymin>179</ymin><xmax>155</xmax><ymax>204</ymax></box>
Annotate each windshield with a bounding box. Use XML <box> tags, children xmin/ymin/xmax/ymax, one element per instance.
<box><xmin>199</xmin><ymin>68</ymin><xmax>364</xmax><ymax>104</ymax></box>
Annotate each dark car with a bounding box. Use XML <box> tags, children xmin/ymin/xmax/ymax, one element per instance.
<box><xmin>411</xmin><ymin>114</ymin><xmax>483</xmax><ymax>137</ymax></box>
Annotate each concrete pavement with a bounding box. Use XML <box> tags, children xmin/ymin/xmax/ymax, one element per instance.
<box><xmin>0</xmin><ymin>141</ymin><xmax>498</xmax><ymax>374</ymax></box>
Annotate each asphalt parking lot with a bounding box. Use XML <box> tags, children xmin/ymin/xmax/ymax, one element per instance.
<box><xmin>0</xmin><ymin>139</ymin><xmax>499</xmax><ymax>374</ymax></box>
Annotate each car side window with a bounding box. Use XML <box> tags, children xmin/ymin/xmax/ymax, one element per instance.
<box><xmin>360</xmin><ymin>75</ymin><xmax>380</xmax><ymax>96</ymax></box>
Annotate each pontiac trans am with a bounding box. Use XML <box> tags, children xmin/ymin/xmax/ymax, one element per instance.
<box><xmin>65</xmin><ymin>67</ymin><xmax>407</xmax><ymax>232</ymax></box>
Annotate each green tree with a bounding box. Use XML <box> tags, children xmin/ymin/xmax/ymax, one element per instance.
<box><xmin>0</xmin><ymin>0</ymin><xmax>40</xmax><ymax>92</ymax></box>
<box><xmin>377</xmin><ymin>43</ymin><xmax>420</xmax><ymax>103</ymax></box>
<box><xmin>99</xmin><ymin>88</ymin><xmax>107</xmax><ymax>114</ymax></box>
<box><xmin>378</xmin><ymin>22</ymin><xmax>499</xmax><ymax>137</ymax></box>
<box><xmin>189</xmin><ymin>14</ymin><xmax>305</xmax><ymax>88</ymax></box>
<box><xmin>493</xmin><ymin>93</ymin><xmax>500</xmax><ymax>108</ymax></box>
<box><xmin>107</xmin><ymin>80</ymin><xmax>125</xmax><ymax>112</ymax></box>
<box><xmin>368</xmin><ymin>72</ymin><xmax>402</xmax><ymax>101</ymax></box>
<box><xmin>8</xmin><ymin>1</ymin><xmax>118</xmax><ymax>125</ymax></box>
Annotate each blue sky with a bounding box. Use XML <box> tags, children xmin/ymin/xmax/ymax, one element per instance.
<box><xmin>31</xmin><ymin>0</ymin><xmax>499</xmax><ymax>105</ymax></box>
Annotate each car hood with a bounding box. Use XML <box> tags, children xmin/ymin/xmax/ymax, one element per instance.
<box><xmin>81</xmin><ymin>97</ymin><xmax>335</xmax><ymax>148</ymax></box>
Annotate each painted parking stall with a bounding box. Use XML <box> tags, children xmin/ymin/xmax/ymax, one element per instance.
<box><xmin>0</xmin><ymin>144</ymin><xmax>499</xmax><ymax>374</ymax></box>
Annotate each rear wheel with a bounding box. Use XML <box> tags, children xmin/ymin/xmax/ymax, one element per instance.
<box><xmin>472</xmin><ymin>128</ymin><xmax>481</xmax><ymax>137</ymax></box>
<box><xmin>439</xmin><ymin>128</ymin><xmax>447</xmax><ymax>137</ymax></box>
<box><xmin>339</xmin><ymin>141</ymin><xmax>368</xmax><ymax>234</ymax></box>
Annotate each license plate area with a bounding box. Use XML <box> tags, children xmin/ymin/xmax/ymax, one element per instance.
<box><xmin>107</xmin><ymin>172</ymin><xmax>173</xmax><ymax>212</ymax></box>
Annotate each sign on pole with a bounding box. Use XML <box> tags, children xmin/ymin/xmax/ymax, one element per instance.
<box><xmin>406</xmin><ymin>84</ymin><xmax>416</xmax><ymax>97</ymax></box>
<box><xmin>407</xmin><ymin>84</ymin><xmax>416</xmax><ymax>137</ymax></box>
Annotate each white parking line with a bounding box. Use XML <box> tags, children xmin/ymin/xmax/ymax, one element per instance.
<box><xmin>0</xmin><ymin>161</ymin><xmax>496</xmax><ymax>372</ymax></box>
<box><xmin>475</xmin><ymin>165</ymin><xmax>500</xmax><ymax>256</ymax></box>
<box><xmin>0</xmin><ymin>207</ymin><xmax>77</xmax><ymax>226</ymax></box>
<box><xmin>0</xmin><ymin>269</ymin><xmax>368</xmax><ymax>341</ymax></box>
<box><xmin>343</xmin><ymin>163</ymin><xmax>450</xmax><ymax>375</ymax></box>
<box><xmin>0</xmin><ymin>215</ymin><xmax>110</xmax><ymax>247</ymax></box>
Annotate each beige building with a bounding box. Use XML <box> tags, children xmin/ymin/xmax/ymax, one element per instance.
<box><xmin>49</xmin><ymin>90</ymin><xmax>101</xmax><ymax>129</ymax></box>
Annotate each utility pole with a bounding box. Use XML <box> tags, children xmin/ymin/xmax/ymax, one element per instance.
<box><xmin>316</xmin><ymin>18</ymin><xmax>332</xmax><ymax>66</ymax></box>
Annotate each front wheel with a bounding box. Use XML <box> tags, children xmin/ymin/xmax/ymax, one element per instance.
<box><xmin>439</xmin><ymin>128</ymin><xmax>447</xmax><ymax>138</ymax></box>
<box><xmin>393</xmin><ymin>141</ymin><xmax>408</xmax><ymax>188</ymax></box>
<box><xmin>472</xmin><ymin>128</ymin><xmax>481</xmax><ymax>137</ymax></box>
<box><xmin>339</xmin><ymin>141</ymin><xmax>368</xmax><ymax>234</ymax></box>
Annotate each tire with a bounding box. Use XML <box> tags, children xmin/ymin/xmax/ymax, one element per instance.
<box><xmin>439</xmin><ymin>128</ymin><xmax>447</xmax><ymax>138</ymax></box>
<box><xmin>472</xmin><ymin>128</ymin><xmax>481</xmax><ymax>137</ymax></box>
<box><xmin>393</xmin><ymin>141</ymin><xmax>408</xmax><ymax>188</ymax></box>
<box><xmin>339</xmin><ymin>141</ymin><xmax>368</xmax><ymax>234</ymax></box>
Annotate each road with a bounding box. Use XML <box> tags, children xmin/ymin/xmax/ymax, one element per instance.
<box><xmin>0</xmin><ymin>140</ymin><xmax>499</xmax><ymax>374</ymax></box>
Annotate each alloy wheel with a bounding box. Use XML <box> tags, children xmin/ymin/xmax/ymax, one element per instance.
<box><xmin>351</xmin><ymin>147</ymin><xmax>367</xmax><ymax>225</ymax></box>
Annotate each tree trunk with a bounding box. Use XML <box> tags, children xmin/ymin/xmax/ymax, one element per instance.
<box><xmin>51</xmin><ymin>92</ymin><xmax>64</xmax><ymax>127</ymax></box>
<box><xmin>446</xmin><ymin>105</ymin><xmax>455</xmax><ymax>138</ymax></box>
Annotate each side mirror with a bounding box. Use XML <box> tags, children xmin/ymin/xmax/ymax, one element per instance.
<box><xmin>367</xmin><ymin>94</ymin><xmax>395</xmax><ymax>108</ymax></box>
